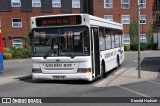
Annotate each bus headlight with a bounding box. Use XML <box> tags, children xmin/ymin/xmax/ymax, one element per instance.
<box><xmin>77</xmin><ymin>68</ymin><xmax>91</xmax><ymax>73</ymax></box>
<box><xmin>32</xmin><ymin>68</ymin><xmax>42</xmax><ymax>73</ymax></box>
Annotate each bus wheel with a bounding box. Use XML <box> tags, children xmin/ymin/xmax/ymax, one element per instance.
<box><xmin>100</xmin><ymin>62</ymin><xmax>105</xmax><ymax>78</ymax></box>
<box><xmin>116</xmin><ymin>56</ymin><xmax>120</xmax><ymax>69</ymax></box>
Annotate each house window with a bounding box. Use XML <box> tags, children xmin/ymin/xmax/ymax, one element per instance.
<box><xmin>32</xmin><ymin>0</ymin><xmax>41</xmax><ymax>7</ymax></box>
<box><xmin>139</xmin><ymin>0</ymin><xmax>146</xmax><ymax>8</ymax></box>
<box><xmin>12</xmin><ymin>39</ymin><xmax>23</xmax><ymax>48</ymax></box>
<box><xmin>121</xmin><ymin>0</ymin><xmax>130</xmax><ymax>9</ymax></box>
<box><xmin>124</xmin><ymin>34</ymin><xmax>130</xmax><ymax>44</ymax></box>
<box><xmin>140</xmin><ymin>34</ymin><xmax>147</xmax><ymax>42</ymax></box>
<box><xmin>12</xmin><ymin>18</ymin><xmax>22</xmax><ymax>28</ymax></box>
<box><xmin>140</xmin><ymin>15</ymin><xmax>146</xmax><ymax>24</ymax></box>
<box><xmin>72</xmin><ymin>0</ymin><xmax>80</xmax><ymax>8</ymax></box>
<box><xmin>52</xmin><ymin>0</ymin><xmax>61</xmax><ymax>7</ymax></box>
<box><xmin>104</xmin><ymin>15</ymin><xmax>113</xmax><ymax>21</ymax></box>
<box><xmin>104</xmin><ymin>0</ymin><xmax>112</xmax><ymax>8</ymax></box>
<box><xmin>121</xmin><ymin>15</ymin><xmax>130</xmax><ymax>24</ymax></box>
<box><xmin>11</xmin><ymin>0</ymin><xmax>21</xmax><ymax>7</ymax></box>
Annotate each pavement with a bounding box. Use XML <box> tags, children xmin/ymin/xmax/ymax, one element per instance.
<box><xmin>0</xmin><ymin>74</ymin><xmax>31</xmax><ymax>85</ymax></box>
<box><xmin>94</xmin><ymin>67</ymin><xmax>159</xmax><ymax>87</ymax></box>
<box><xmin>95</xmin><ymin>51</ymin><xmax>160</xmax><ymax>87</ymax></box>
<box><xmin>0</xmin><ymin>59</ymin><xmax>32</xmax><ymax>85</ymax></box>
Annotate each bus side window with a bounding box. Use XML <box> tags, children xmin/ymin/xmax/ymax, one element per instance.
<box><xmin>115</xmin><ymin>30</ymin><xmax>120</xmax><ymax>48</ymax></box>
<box><xmin>99</xmin><ymin>27</ymin><xmax>105</xmax><ymax>51</ymax></box>
<box><xmin>111</xmin><ymin>30</ymin><xmax>115</xmax><ymax>48</ymax></box>
<box><xmin>121</xmin><ymin>31</ymin><xmax>124</xmax><ymax>47</ymax></box>
<box><xmin>105</xmin><ymin>28</ymin><xmax>111</xmax><ymax>49</ymax></box>
<box><xmin>119</xmin><ymin>30</ymin><xmax>122</xmax><ymax>47</ymax></box>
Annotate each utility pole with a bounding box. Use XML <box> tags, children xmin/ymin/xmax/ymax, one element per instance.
<box><xmin>157</xmin><ymin>13</ymin><xmax>159</xmax><ymax>50</ymax></box>
<box><xmin>137</xmin><ymin>5</ymin><xmax>141</xmax><ymax>78</ymax></box>
<box><xmin>157</xmin><ymin>0</ymin><xmax>159</xmax><ymax>50</ymax></box>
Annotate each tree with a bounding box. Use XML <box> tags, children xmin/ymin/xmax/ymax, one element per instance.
<box><xmin>129</xmin><ymin>19</ymin><xmax>138</xmax><ymax>43</ymax></box>
<box><xmin>23</xmin><ymin>31</ymin><xmax>30</xmax><ymax>47</ymax></box>
<box><xmin>146</xmin><ymin>24</ymin><xmax>153</xmax><ymax>44</ymax></box>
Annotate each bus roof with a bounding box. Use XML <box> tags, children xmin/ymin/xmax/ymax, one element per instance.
<box><xmin>88</xmin><ymin>15</ymin><xmax>123</xmax><ymax>30</ymax></box>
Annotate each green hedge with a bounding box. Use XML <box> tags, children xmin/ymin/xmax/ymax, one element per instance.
<box><xmin>130</xmin><ymin>42</ymin><xmax>151</xmax><ymax>51</ymax></box>
<box><xmin>3</xmin><ymin>46</ymin><xmax>31</xmax><ymax>59</ymax></box>
<box><xmin>4</xmin><ymin>48</ymin><xmax>12</xmax><ymax>53</ymax></box>
<box><xmin>4</xmin><ymin>53</ymin><xmax>12</xmax><ymax>60</ymax></box>
<box><xmin>4</xmin><ymin>48</ymin><xmax>12</xmax><ymax>59</ymax></box>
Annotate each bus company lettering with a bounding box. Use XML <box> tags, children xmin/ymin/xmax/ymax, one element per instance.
<box><xmin>104</xmin><ymin>52</ymin><xmax>114</xmax><ymax>58</ymax></box>
<box><xmin>44</xmin><ymin>64</ymin><xmax>72</xmax><ymax>68</ymax></box>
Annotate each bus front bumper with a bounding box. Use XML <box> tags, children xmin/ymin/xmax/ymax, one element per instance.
<box><xmin>32</xmin><ymin>73</ymin><xmax>93</xmax><ymax>81</ymax></box>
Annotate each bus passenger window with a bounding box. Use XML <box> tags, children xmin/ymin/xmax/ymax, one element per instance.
<box><xmin>115</xmin><ymin>30</ymin><xmax>120</xmax><ymax>48</ymax></box>
<box><xmin>105</xmin><ymin>29</ymin><xmax>111</xmax><ymax>49</ymax></box>
<box><xmin>111</xmin><ymin>30</ymin><xmax>115</xmax><ymax>48</ymax></box>
<box><xmin>119</xmin><ymin>30</ymin><xmax>122</xmax><ymax>47</ymax></box>
<box><xmin>99</xmin><ymin>28</ymin><xmax>105</xmax><ymax>51</ymax></box>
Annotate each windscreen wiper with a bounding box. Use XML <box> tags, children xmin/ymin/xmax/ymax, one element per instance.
<box><xmin>43</xmin><ymin>48</ymin><xmax>57</xmax><ymax>59</ymax></box>
<box><xmin>43</xmin><ymin>49</ymin><xmax>51</xmax><ymax>59</ymax></box>
<box><xmin>58</xmin><ymin>42</ymin><xmax>75</xmax><ymax>59</ymax></box>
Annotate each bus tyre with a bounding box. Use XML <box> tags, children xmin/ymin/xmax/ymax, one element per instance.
<box><xmin>100</xmin><ymin>63</ymin><xmax>105</xmax><ymax>78</ymax></box>
<box><xmin>116</xmin><ymin>56</ymin><xmax>120</xmax><ymax>69</ymax></box>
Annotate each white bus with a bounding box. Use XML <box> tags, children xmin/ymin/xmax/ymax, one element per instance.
<box><xmin>30</xmin><ymin>14</ymin><xmax>124</xmax><ymax>81</ymax></box>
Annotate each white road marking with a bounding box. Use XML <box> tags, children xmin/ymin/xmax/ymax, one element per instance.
<box><xmin>148</xmin><ymin>81</ymin><xmax>160</xmax><ymax>85</ymax></box>
<box><xmin>132</xmin><ymin>60</ymin><xmax>137</xmax><ymax>62</ymax></box>
<box><xmin>117</xmin><ymin>85</ymin><xmax>150</xmax><ymax>97</ymax></box>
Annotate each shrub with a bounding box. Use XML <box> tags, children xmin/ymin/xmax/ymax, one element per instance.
<box><xmin>4</xmin><ymin>48</ymin><xmax>11</xmax><ymax>53</ymax></box>
<box><xmin>3</xmin><ymin>46</ymin><xmax>31</xmax><ymax>60</ymax></box>
<box><xmin>130</xmin><ymin>42</ymin><xmax>138</xmax><ymax>51</ymax></box>
<box><xmin>10</xmin><ymin>46</ymin><xmax>32</xmax><ymax>59</ymax></box>
<box><xmin>147</xmin><ymin>43</ymin><xmax>153</xmax><ymax>50</ymax></box>
<box><xmin>4</xmin><ymin>53</ymin><xmax>12</xmax><ymax>60</ymax></box>
<box><xmin>4</xmin><ymin>48</ymin><xmax>12</xmax><ymax>60</ymax></box>
<box><xmin>140</xmin><ymin>42</ymin><xmax>148</xmax><ymax>51</ymax></box>
<box><xmin>152</xmin><ymin>43</ymin><xmax>157</xmax><ymax>50</ymax></box>
<box><xmin>130</xmin><ymin>42</ymin><xmax>148</xmax><ymax>51</ymax></box>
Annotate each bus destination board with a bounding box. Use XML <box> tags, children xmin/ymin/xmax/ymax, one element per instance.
<box><xmin>36</xmin><ymin>15</ymin><xmax>82</xmax><ymax>27</ymax></box>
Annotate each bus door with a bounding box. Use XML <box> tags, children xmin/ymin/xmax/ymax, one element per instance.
<box><xmin>91</xmin><ymin>27</ymin><xmax>100</xmax><ymax>78</ymax></box>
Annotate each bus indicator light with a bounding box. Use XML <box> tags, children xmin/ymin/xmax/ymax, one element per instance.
<box><xmin>85</xmin><ymin>68</ymin><xmax>91</xmax><ymax>73</ymax></box>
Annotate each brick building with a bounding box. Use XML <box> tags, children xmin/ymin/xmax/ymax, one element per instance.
<box><xmin>0</xmin><ymin>0</ymin><xmax>92</xmax><ymax>48</ymax></box>
<box><xmin>156</xmin><ymin>0</ymin><xmax>160</xmax><ymax>49</ymax></box>
<box><xmin>93</xmin><ymin>0</ymin><xmax>156</xmax><ymax>44</ymax></box>
<box><xmin>0</xmin><ymin>0</ymin><xmax>157</xmax><ymax>48</ymax></box>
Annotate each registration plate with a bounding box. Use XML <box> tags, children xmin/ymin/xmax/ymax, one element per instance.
<box><xmin>52</xmin><ymin>76</ymin><xmax>66</xmax><ymax>79</ymax></box>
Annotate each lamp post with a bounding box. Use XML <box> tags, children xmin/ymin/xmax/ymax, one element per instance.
<box><xmin>157</xmin><ymin>0</ymin><xmax>159</xmax><ymax>50</ymax></box>
<box><xmin>157</xmin><ymin>13</ymin><xmax>159</xmax><ymax>50</ymax></box>
<box><xmin>137</xmin><ymin>5</ymin><xmax>141</xmax><ymax>78</ymax></box>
